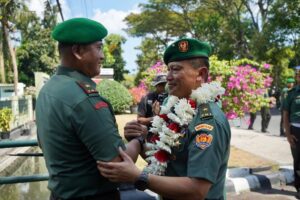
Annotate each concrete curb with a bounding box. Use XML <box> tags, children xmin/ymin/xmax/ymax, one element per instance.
<box><xmin>226</xmin><ymin>166</ymin><xmax>294</xmax><ymax>194</ymax></box>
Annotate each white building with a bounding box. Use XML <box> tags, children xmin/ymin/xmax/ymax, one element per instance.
<box><xmin>0</xmin><ymin>83</ymin><xmax>25</xmax><ymax>100</ymax></box>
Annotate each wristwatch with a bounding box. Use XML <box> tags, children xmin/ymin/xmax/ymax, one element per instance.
<box><xmin>134</xmin><ymin>170</ymin><xmax>149</xmax><ymax>191</ymax></box>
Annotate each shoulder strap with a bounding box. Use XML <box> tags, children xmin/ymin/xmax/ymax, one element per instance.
<box><xmin>199</xmin><ymin>103</ymin><xmax>213</xmax><ymax>120</ymax></box>
<box><xmin>76</xmin><ymin>81</ymin><xmax>98</xmax><ymax>95</ymax></box>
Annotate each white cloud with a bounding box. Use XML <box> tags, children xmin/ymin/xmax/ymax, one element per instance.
<box><xmin>25</xmin><ymin>0</ymin><xmax>71</xmax><ymax>22</ymax></box>
<box><xmin>92</xmin><ymin>5</ymin><xmax>141</xmax><ymax>35</ymax></box>
<box><xmin>26</xmin><ymin>0</ymin><xmax>44</xmax><ymax>17</ymax></box>
<box><xmin>91</xmin><ymin>5</ymin><xmax>143</xmax><ymax>73</ymax></box>
<box><xmin>92</xmin><ymin>9</ymin><xmax>127</xmax><ymax>34</ymax></box>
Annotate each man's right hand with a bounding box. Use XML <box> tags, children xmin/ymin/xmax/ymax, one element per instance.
<box><xmin>152</xmin><ymin>100</ymin><xmax>161</xmax><ymax>115</ymax></box>
<box><xmin>124</xmin><ymin>120</ymin><xmax>148</xmax><ymax>141</ymax></box>
<box><xmin>287</xmin><ymin>134</ymin><xmax>298</xmax><ymax>148</ymax></box>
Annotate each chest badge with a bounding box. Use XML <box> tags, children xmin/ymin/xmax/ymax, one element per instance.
<box><xmin>195</xmin><ymin>133</ymin><xmax>213</xmax><ymax>150</ymax></box>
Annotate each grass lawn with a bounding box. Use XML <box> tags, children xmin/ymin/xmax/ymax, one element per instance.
<box><xmin>116</xmin><ymin>114</ymin><xmax>277</xmax><ymax>170</ymax></box>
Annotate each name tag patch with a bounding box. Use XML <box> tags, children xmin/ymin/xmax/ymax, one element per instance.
<box><xmin>195</xmin><ymin>133</ymin><xmax>213</xmax><ymax>150</ymax></box>
<box><xmin>194</xmin><ymin>124</ymin><xmax>214</xmax><ymax>131</ymax></box>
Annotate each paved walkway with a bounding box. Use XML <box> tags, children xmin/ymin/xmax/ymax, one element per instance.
<box><xmin>230</xmin><ymin>126</ymin><xmax>293</xmax><ymax>166</ymax></box>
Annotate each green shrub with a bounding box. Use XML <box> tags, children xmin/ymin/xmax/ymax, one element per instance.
<box><xmin>97</xmin><ymin>79</ymin><xmax>133</xmax><ymax>114</ymax></box>
<box><xmin>0</xmin><ymin>108</ymin><xmax>12</xmax><ymax>132</ymax></box>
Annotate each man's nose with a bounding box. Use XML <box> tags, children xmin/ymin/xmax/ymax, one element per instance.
<box><xmin>166</xmin><ymin>72</ymin><xmax>173</xmax><ymax>81</ymax></box>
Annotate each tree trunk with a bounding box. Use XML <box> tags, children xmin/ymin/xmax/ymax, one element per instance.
<box><xmin>0</xmin><ymin>44</ymin><xmax>5</xmax><ymax>83</ymax></box>
<box><xmin>2</xmin><ymin>18</ymin><xmax>18</xmax><ymax>95</ymax></box>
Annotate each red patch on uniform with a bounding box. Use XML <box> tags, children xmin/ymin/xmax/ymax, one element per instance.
<box><xmin>94</xmin><ymin>102</ymin><xmax>108</xmax><ymax>110</ymax></box>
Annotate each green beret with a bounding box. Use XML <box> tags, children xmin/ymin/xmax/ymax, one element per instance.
<box><xmin>287</xmin><ymin>78</ymin><xmax>295</xmax><ymax>83</ymax></box>
<box><xmin>163</xmin><ymin>38</ymin><xmax>212</xmax><ymax>65</ymax></box>
<box><xmin>52</xmin><ymin>18</ymin><xmax>108</xmax><ymax>44</ymax></box>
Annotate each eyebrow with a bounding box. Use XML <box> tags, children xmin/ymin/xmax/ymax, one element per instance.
<box><xmin>168</xmin><ymin>63</ymin><xmax>183</xmax><ymax>68</ymax></box>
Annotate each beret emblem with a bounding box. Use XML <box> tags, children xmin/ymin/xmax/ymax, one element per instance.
<box><xmin>178</xmin><ymin>40</ymin><xmax>189</xmax><ymax>52</ymax></box>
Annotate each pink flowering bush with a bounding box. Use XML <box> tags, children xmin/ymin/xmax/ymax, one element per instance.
<box><xmin>129</xmin><ymin>61</ymin><xmax>166</xmax><ymax>106</ymax></box>
<box><xmin>141</xmin><ymin>61</ymin><xmax>168</xmax><ymax>89</ymax></box>
<box><xmin>210</xmin><ymin>56</ymin><xmax>273</xmax><ymax>119</ymax></box>
<box><xmin>129</xmin><ymin>82</ymin><xmax>148</xmax><ymax>105</ymax></box>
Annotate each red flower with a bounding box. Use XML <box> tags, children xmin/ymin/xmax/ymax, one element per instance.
<box><xmin>188</xmin><ymin>99</ymin><xmax>197</xmax><ymax>109</ymax></box>
<box><xmin>167</xmin><ymin>123</ymin><xmax>180</xmax><ymax>133</ymax></box>
<box><xmin>154</xmin><ymin>150</ymin><xmax>170</xmax><ymax>162</ymax></box>
<box><xmin>148</xmin><ymin>135</ymin><xmax>160</xmax><ymax>143</ymax></box>
<box><xmin>159</xmin><ymin>114</ymin><xmax>169</xmax><ymax>121</ymax></box>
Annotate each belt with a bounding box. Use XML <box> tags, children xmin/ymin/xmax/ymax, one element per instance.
<box><xmin>50</xmin><ymin>190</ymin><xmax>120</xmax><ymax>200</ymax></box>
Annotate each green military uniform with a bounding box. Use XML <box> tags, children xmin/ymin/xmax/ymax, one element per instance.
<box><xmin>36</xmin><ymin>18</ymin><xmax>124</xmax><ymax>199</ymax></box>
<box><xmin>283</xmin><ymin>84</ymin><xmax>300</xmax><ymax>191</ymax></box>
<box><xmin>36</xmin><ymin>67</ymin><xmax>125</xmax><ymax>199</ymax></box>
<box><xmin>283</xmin><ymin>85</ymin><xmax>300</xmax><ymax>123</ymax></box>
<box><xmin>280</xmin><ymin>78</ymin><xmax>295</xmax><ymax>136</ymax></box>
<box><xmin>161</xmin><ymin>38</ymin><xmax>231</xmax><ymax>200</ymax></box>
<box><xmin>165</xmin><ymin>102</ymin><xmax>231</xmax><ymax>200</ymax></box>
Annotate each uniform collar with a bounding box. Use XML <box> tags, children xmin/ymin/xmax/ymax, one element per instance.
<box><xmin>56</xmin><ymin>66</ymin><xmax>96</xmax><ymax>88</ymax></box>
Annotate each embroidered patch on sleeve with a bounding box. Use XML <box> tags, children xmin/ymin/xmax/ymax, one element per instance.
<box><xmin>194</xmin><ymin>123</ymin><xmax>214</xmax><ymax>131</ymax></box>
<box><xmin>94</xmin><ymin>101</ymin><xmax>108</xmax><ymax>110</ymax></box>
<box><xmin>195</xmin><ymin>133</ymin><xmax>213</xmax><ymax>150</ymax></box>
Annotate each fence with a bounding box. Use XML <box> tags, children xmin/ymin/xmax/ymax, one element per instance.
<box><xmin>0</xmin><ymin>139</ymin><xmax>49</xmax><ymax>184</ymax></box>
<box><xmin>0</xmin><ymin>95</ymin><xmax>34</xmax><ymax>130</ymax></box>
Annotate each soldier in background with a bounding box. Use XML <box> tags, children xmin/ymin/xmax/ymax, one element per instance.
<box><xmin>280</xmin><ymin>78</ymin><xmax>295</xmax><ymax>136</ymax></box>
<box><xmin>283</xmin><ymin>66</ymin><xmax>300</xmax><ymax>199</ymax></box>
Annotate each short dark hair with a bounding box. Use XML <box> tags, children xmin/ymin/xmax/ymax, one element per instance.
<box><xmin>58</xmin><ymin>42</ymin><xmax>73</xmax><ymax>55</ymax></box>
<box><xmin>188</xmin><ymin>57</ymin><xmax>210</xmax><ymax>69</ymax></box>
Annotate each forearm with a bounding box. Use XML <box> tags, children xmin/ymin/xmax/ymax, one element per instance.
<box><xmin>147</xmin><ymin>175</ymin><xmax>208</xmax><ymax>200</ymax></box>
<box><xmin>124</xmin><ymin>139</ymin><xmax>141</xmax><ymax>162</ymax></box>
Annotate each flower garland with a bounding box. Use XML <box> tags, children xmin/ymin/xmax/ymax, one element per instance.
<box><xmin>144</xmin><ymin>81</ymin><xmax>225</xmax><ymax>175</ymax></box>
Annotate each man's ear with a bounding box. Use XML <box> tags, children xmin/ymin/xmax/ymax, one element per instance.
<box><xmin>71</xmin><ymin>45</ymin><xmax>82</xmax><ymax>60</ymax></box>
<box><xmin>196</xmin><ymin>67</ymin><xmax>208</xmax><ymax>83</ymax></box>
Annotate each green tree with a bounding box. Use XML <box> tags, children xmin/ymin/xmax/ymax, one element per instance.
<box><xmin>16</xmin><ymin>1</ymin><xmax>59</xmax><ymax>86</ymax></box>
<box><xmin>134</xmin><ymin>37</ymin><xmax>163</xmax><ymax>85</ymax></box>
<box><xmin>103</xmin><ymin>34</ymin><xmax>128</xmax><ymax>82</ymax></box>
<box><xmin>0</xmin><ymin>0</ymin><xmax>25</xmax><ymax>92</ymax></box>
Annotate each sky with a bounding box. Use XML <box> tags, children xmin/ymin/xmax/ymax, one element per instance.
<box><xmin>26</xmin><ymin>0</ymin><xmax>148</xmax><ymax>73</ymax></box>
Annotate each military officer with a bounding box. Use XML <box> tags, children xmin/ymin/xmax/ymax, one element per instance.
<box><xmin>280</xmin><ymin>78</ymin><xmax>295</xmax><ymax>136</ymax></box>
<box><xmin>36</xmin><ymin>18</ymin><xmax>145</xmax><ymax>200</ymax></box>
<box><xmin>283</xmin><ymin>66</ymin><xmax>300</xmax><ymax>199</ymax></box>
<box><xmin>98</xmin><ymin>38</ymin><xmax>231</xmax><ymax>200</ymax></box>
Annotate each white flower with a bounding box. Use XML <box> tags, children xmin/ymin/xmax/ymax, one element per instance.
<box><xmin>161</xmin><ymin>96</ymin><xmax>179</xmax><ymax>114</ymax></box>
<box><xmin>143</xmin><ymin>82</ymin><xmax>225</xmax><ymax>176</ymax></box>
<box><xmin>167</xmin><ymin>113</ymin><xmax>181</xmax><ymax>125</ymax></box>
<box><xmin>191</xmin><ymin>81</ymin><xmax>225</xmax><ymax>104</ymax></box>
<box><xmin>174</xmin><ymin>99</ymin><xmax>195</xmax><ymax>125</ymax></box>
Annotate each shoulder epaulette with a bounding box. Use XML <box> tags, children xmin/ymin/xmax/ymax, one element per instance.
<box><xmin>199</xmin><ymin>103</ymin><xmax>213</xmax><ymax>120</ymax></box>
<box><xmin>76</xmin><ymin>81</ymin><xmax>98</xmax><ymax>95</ymax></box>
